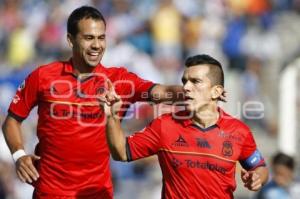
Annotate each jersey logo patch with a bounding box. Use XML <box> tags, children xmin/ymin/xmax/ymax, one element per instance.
<box><xmin>12</xmin><ymin>94</ymin><xmax>20</xmax><ymax>104</ymax></box>
<box><xmin>218</xmin><ymin>131</ymin><xmax>242</xmax><ymax>142</ymax></box>
<box><xmin>172</xmin><ymin>135</ymin><xmax>188</xmax><ymax>147</ymax></box>
<box><xmin>96</xmin><ymin>86</ymin><xmax>106</xmax><ymax>95</ymax></box>
<box><xmin>171</xmin><ymin>158</ymin><xmax>183</xmax><ymax>168</ymax></box>
<box><xmin>51</xmin><ymin>85</ymin><xmax>58</xmax><ymax>94</ymax></box>
<box><xmin>196</xmin><ymin>138</ymin><xmax>211</xmax><ymax>149</ymax></box>
<box><xmin>222</xmin><ymin>141</ymin><xmax>233</xmax><ymax>157</ymax></box>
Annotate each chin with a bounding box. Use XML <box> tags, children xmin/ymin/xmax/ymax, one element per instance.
<box><xmin>85</xmin><ymin>57</ymin><xmax>101</xmax><ymax>67</ymax></box>
<box><xmin>86</xmin><ymin>61</ymin><xmax>99</xmax><ymax>67</ymax></box>
<box><xmin>185</xmin><ymin>104</ymin><xmax>195</xmax><ymax>112</ymax></box>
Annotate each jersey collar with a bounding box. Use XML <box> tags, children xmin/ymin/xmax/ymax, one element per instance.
<box><xmin>64</xmin><ymin>58</ymin><xmax>104</xmax><ymax>76</ymax></box>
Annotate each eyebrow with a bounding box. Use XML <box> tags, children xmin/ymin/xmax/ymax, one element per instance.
<box><xmin>82</xmin><ymin>33</ymin><xmax>106</xmax><ymax>37</ymax></box>
<box><xmin>190</xmin><ymin>77</ymin><xmax>202</xmax><ymax>82</ymax></box>
<box><xmin>182</xmin><ymin>76</ymin><xmax>202</xmax><ymax>82</ymax></box>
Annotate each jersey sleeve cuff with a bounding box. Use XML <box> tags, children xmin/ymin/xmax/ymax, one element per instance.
<box><xmin>8</xmin><ymin>110</ymin><xmax>26</xmax><ymax>122</ymax></box>
<box><xmin>126</xmin><ymin>137</ymin><xmax>133</xmax><ymax>162</ymax></box>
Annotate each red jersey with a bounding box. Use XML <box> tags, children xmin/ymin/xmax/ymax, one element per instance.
<box><xmin>127</xmin><ymin>109</ymin><xmax>266</xmax><ymax>199</ymax></box>
<box><xmin>8</xmin><ymin>60</ymin><xmax>154</xmax><ymax>198</ymax></box>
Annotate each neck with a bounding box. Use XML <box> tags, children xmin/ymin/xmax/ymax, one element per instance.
<box><xmin>71</xmin><ymin>57</ymin><xmax>95</xmax><ymax>75</ymax></box>
<box><xmin>192</xmin><ymin>103</ymin><xmax>219</xmax><ymax>129</ymax></box>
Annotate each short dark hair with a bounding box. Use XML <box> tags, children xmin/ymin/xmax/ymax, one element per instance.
<box><xmin>185</xmin><ymin>54</ymin><xmax>224</xmax><ymax>86</ymax></box>
<box><xmin>272</xmin><ymin>152</ymin><xmax>295</xmax><ymax>170</ymax></box>
<box><xmin>67</xmin><ymin>6</ymin><xmax>106</xmax><ymax>36</ymax></box>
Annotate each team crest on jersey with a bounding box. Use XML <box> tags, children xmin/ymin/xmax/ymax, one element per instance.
<box><xmin>50</xmin><ymin>85</ymin><xmax>58</xmax><ymax>95</ymax></box>
<box><xmin>222</xmin><ymin>141</ymin><xmax>233</xmax><ymax>157</ymax></box>
<box><xmin>17</xmin><ymin>80</ymin><xmax>25</xmax><ymax>91</ymax></box>
<box><xmin>172</xmin><ymin>135</ymin><xmax>189</xmax><ymax>147</ymax></box>
<box><xmin>96</xmin><ymin>86</ymin><xmax>106</xmax><ymax>95</ymax></box>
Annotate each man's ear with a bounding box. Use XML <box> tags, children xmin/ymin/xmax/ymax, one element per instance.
<box><xmin>211</xmin><ymin>85</ymin><xmax>224</xmax><ymax>100</ymax></box>
<box><xmin>67</xmin><ymin>33</ymin><xmax>74</xmax><ymax>48</ymax></box>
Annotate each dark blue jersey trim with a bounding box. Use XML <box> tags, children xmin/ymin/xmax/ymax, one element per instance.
<box><xmin>126</xmin><ymin>137</ymin><xmax>133</xmax><ymax>162</ymax></box>
<box><xmin>191</xmin><ymin>124</ymin><xmax>218</xmax><ymax>132</ymax></box>
<box><xmin>8</xmin><ymin>110</ymin><xmax>26</xmax><ymax>123</ymax></box>
<box><xmin>240</xmin><ymin>150</ymin><xmax>265</xmax><ymax>170</ymax></box>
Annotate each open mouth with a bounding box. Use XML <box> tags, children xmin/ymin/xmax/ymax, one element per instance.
<box><xmin>87</xmin><ymin>52</ymin><xmax>101</xmax><ymax>60</ymax></box>
<box><xmin>185</xmin><ymin>96</ymin><xmax>193</xmax><ymax>101</ymax></box>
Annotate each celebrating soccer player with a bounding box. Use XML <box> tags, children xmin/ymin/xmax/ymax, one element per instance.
<box><xmin>103</xmin><ymin>54</ymin><xmax>269</xmax><ymax>199</ymax></box>
<box><xmin>1</xmin><ymin>6</ymin><xmax>187</xmax><ymax>199</ymax></box>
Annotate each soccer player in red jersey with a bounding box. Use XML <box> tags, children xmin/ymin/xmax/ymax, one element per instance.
<box><xmin>1</xmin><ymin>6</ymin><xmax>185</xmax><ymax>199</ymax></box>
<box><xmin>103</xmin><ymin>54</ymin><xmax>269</xmax><ymax>199</ymax></box>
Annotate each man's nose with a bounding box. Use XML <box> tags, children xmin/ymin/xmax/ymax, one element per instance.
<box><xmin>92</xmin><ymin>39</ymin><xmax>100</xmax><ymax>48</ymax></box>
<box><xmin>183</xmin><ymin>81</ymin><xmax>192</xmax><ymax>91</ymax></box>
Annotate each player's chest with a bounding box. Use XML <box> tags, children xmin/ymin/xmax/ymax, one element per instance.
<box><xmin>36</xmin><ymin>76</ymin><xmax>110</xmax><ymax>122</ymax></box>
<box><xmin>39</xmin><ymin>76</ymin><xmax>107</xmax><ymax>102</ymax></box>
<box><xmin>159</xmin><ymin>125</ymin><xmax>244</xmax><ymax>171</ymax></box>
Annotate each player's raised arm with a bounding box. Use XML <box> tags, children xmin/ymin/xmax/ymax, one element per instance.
<box><xmin>100</xmin><ymin>80</ymin><xmax>127</xmax><ymax>161</ymax></box>
<box><xmin>149</xmin><ymin>84</ymin><xmax>226</xmax><ymax>104</ymax></box>
<box><xmin>149</xmin><ymin>85</ymin><xmax>184</xmax><ymax>103</ymax></box>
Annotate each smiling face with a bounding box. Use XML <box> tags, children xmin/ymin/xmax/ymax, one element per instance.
<box><xmin>67</xmin><ymin>18</ymin><xmax>106</xmax><ymax>69</ymax></box>
<box><xmin>182</xmin><ymin>65</ymin><xmax>223</xmax><ymax>112</ymax></box>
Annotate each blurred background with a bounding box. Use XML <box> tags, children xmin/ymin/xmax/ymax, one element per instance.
<box><xmin>0</xmin><ymin>0</ymin><xmax>299</xmax><ymax>198</ymax></box>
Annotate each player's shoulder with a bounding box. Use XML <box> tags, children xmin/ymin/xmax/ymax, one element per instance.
<box><xmin>101</xmin><ymin>64</ymin><xmax>129</xmax><ymax>74</ymax></box>
<box><xmin>25</xmin><ymin>61</ymin><xmax>64</xmax><ymax>79</ymax></box>
<box><xmin>219</xmin><ymin>109</ymin><xmax>251</xmax><ymax>132</ymax></box>
<box><xmin>101</xmin><ymin>64</ymin><xmax>141</xmax><ymax>80</ymax></box>
<box><xmin>32</xmin><ymin>60</ymin><xmax>65</xmax><ymax>75</ymax></box>
<box><xmin>149</xmin><ymin>112</ymin><xmax>174</xmax><ymax>124</ymax></box>
<box><xmin>146</xmin><ymin>112</ymin><xmax>180</xmax><ymax>130</ymax></box>
<box><xmin>39</xmin><ymin>60</ymin><xmax>64</xmax><ymax>70</ymax></box>
<box><xmin>155</xmin><ymin>111</ymin><xmax>190</xmax><ymax>124</ymax></box>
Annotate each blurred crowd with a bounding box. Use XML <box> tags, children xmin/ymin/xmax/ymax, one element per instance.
<box><xmin>255</xmin><ymin>152</ymin><xmax>300</xmax><ymax>199</ymax></box>
<box><xmin>0</xmin><ymin>0</ymin><xmax>300</xmax><ymax>198</ymax></box>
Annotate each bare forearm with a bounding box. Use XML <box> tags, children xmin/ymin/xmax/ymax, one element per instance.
<box><xmin>2</xmin><ymin>116</ymin><xmax>24</xmax><ymax>153</ymax></box>
<box><xmin>255</xmin><ymin>166</ymin><xmax>269</xmax><ymax>186</ymax></box>
<box><xmin>150</xmin><ymin>85</ymin><xmax>184</xmax><ymax>103</ymax></box>
<box><xmin>105</xmin><ymin>116</ymin><xmax>127</xmax><ymax>161</ymax></box>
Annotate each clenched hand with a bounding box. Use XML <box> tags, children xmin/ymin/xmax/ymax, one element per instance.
<box><xmin>241</xmin><ymin>168</ymin><xmax>262</xmax><ymax>191</ymax></box>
